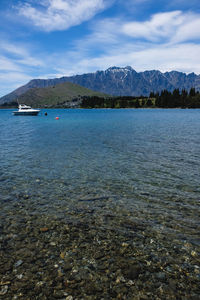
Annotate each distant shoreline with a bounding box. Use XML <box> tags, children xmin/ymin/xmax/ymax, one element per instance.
<box><xmin>0</xmin><ymin>107</ymin><xmax>197</xmax><ymax>110</ymax></box>
<box><xmin>1</xmin><ymin>88</ymin><xmax>200</xmax><ymax>108</ymax></box>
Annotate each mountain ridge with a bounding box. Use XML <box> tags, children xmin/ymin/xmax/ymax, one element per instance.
<box><xmin>10</xmin><ymin>82</ymin><xmax>108</xmax><ymax>108</ymax></box>
<box><xmin>1</xmin><ymin>66</ymin><xmax>200</xmax><ymax>104</ymax></box>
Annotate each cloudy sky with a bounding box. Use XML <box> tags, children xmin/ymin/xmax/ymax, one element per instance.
<box><xmin>0</xmin><ymin>0</ymin><xmax>200</xmax><ymax>96</ymax></box>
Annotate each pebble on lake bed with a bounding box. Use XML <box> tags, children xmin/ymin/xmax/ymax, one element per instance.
<box><xmin>60</xmin><ymin>251</ymin><xmax>66</xmax><ymax>259</ymax></box>
<box><xmin>121</xmin><ymin>242</ymin><xmax>129</xmax><ymax>247</ymax></box>
<box><xmin>65</xmin><ymin>296</ymin><xmax>73</xmax><ymax>300</ymax></box>
<box><xmin>0</xmin><ymin>285</ymin><xmax>8</xmax><ymax>295</ymax></box>
<box><xmin>39</xmin><ymin>227</ymin><xmax>49</xmax><ymax>232</ymax></box>
<box><xmin>191</xmin><ymin>250</ymin><xmax>197</xmax><ymax>257</ymax></box>
<box><xmin>14</xmin><ymin>260</ymin><xmax>23</xmax><ymax>268</ymax></box>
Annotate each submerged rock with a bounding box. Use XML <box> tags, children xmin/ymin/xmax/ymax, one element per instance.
<box><xmin>0</xmin><ymin>285</ymin><xmax>8</xmax><ymax>295</ymax></box>
<box><xmin>14</xmin><ymin>260</ymin><xmax>23</xmax><ymax>268</ymax></box>
<box><xmin>40</xmin><ymin>227</ymin><xmax>49</xmax><ymax>232</ymax></box>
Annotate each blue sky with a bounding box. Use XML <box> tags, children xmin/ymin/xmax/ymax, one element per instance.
<box><xmin>0</xmin><ymin>0</ymin><xmax>200</xmax><ymax>97</ymax></box>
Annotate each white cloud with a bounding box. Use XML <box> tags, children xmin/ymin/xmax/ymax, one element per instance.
<box><xmin>0</xmin><ymin>56</ymin><xmax>21</xmax><ymax>72</ymax></box>
<box><xmin>0</xmin><ymin>72</ymin><xmax>32</xmax><ymax>84</ymax></box>
<box><xmin>1</xmin><ymin>38</ymin><xmax>199</xmax><ymax>97</ymax></box>
<box><xmin>122</xmin><ymin>11</ymin><xmax>200</xmax><ymax>43</ymax></box>
<box><xmin>0</xmin><ymin>42</ymin><xmax>44</xmax><ymax>68</ymax></box>
<box><xmin>126</xmin><ymin>43</ymin><xmax>200</xmax><ymax>74</ymax></box>
<box><xmin>44</xmin><ymin>39</ymin><xmax>200</xmax><ymax>78</ymax></box>
<box><xmin>16</xmin><ymin>0</ymin><xmax>109</xmax><ymax>31</ymax></box>
<box><xmin>0</xmin><ymin>41</ymin><xmax>45</xmax><ymax>97</ymax></box>
<box><xmin>1</xmin><ymin>42</ymin><xmax>28</xmax><ymax>57</ymax></box>
<box><xmin>0</xmin><ymin>72</ymin><xmax>33</xmax><ymax>97</ymax></box>
<box><xmin>48</xmin><ymin>12</ymin><xmax>200</xmax><ymax>75</ymax></box>
<box><xmin>1</xmin><ymin>7</ymin><xmax>200</xmax><ymax>98</ymax></box>
<box><xmin>172</xmin><ymin>17</ymin><xmax>200</xmax><ymax>43</ymax></box>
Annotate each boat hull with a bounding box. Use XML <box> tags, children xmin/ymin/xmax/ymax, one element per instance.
<box><xmin>13</xmin><ymin>111</ymin><xmax>40</xmax><ymax>116</ymax></box>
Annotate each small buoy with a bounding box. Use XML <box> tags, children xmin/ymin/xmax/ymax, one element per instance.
<box><xmin>45</xmin><ymin>112</ymin><xmax>47</xmax><ymax>116</ymax></box>
<box><xmin>55</xmin><ymin>117</ymin><xmax>59</xmax><ymax>120</ymax></box>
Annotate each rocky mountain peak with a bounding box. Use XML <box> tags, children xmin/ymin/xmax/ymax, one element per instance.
<box><xmin>1</xmin><ymin>67</ymin><xmax>200</xmax><ymax>104</ymax></box>
<box><xmin>105</xmin><ymin>66</ymin><xmax>134</xmax><ymax>73</ymax></box>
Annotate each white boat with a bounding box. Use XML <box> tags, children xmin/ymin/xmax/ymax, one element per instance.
<box><xmin>13</xmin><ymin>104</ymin><xmax>40</xmax><ymax>116</ymax></box>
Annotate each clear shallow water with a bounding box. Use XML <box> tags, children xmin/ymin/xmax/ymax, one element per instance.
<box><xmin>1</xmin><ymin>109</ymin><xmax>200</xmax><ymax>233</ymax></box>
<box><xmin>0</xmin><ymin>109</ymin><xmax>200</xmax><ymax>298</ymax></box>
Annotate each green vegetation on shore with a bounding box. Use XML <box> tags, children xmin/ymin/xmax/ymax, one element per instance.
<box><xmin>154</xmin><ymin>88</ymin><xmax>200</xmax><ymax>108</ymax></box>
<box><xmin>1</xmin><ymin>87</ymin><xmax>200</xmax><ymax>109</ymax></box>
<box><xmin>81</xmin><ymin>88</ymin><xmax>200</xmax><ymax>108</ymax></box>
<box><xmin>0</xmin><ymin>82</ymin><xmax>108</xmax><ymax>108</ymax></box>
<box><xmin>81</xmin><ymin>96</ymin><xmax>154</xmax><ymax>108</ymax></box>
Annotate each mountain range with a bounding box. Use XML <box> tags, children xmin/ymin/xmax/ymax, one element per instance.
<box><xmin>1</xmin><ymin>66</ymin><xmax>200</xmax><ymax>104</ymax></box>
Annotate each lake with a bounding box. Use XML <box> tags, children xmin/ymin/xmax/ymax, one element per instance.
<box><xmin>0</xmin><ymin>108</ymin><xmax>199</xmax><ymax>299</ymax></box>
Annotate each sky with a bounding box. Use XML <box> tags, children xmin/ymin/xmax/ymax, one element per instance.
<box><xmin>0</xmin><ymin>0</ymin><xmax>200</xmax><ymax>97</ymax></box>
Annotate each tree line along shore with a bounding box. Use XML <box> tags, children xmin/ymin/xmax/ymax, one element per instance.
<box><xmin>81</xmin><ymin>88</ymin><xmax>200</xmax><ymax>109</ymax></box>
<box><xmin>1</xmin><ymin>88</ymin><xmax>200</xmax><ymax>109</ymax></box>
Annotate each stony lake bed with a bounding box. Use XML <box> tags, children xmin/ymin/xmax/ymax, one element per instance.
<box><xmin>1</xmin><ymin>196</ymin><xmax>200</xmax><ymax>300</ymax></box>
<box><xmin>0</xmin><ymin>109</ymin><xmax>200</xmax><ymax>299</ymax></box>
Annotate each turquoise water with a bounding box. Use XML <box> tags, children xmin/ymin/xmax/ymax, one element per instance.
<box><xmin>1</xmin><ymin>109</ymin><xmax>200</xmax><ymax>229</ymax></box>
<box><xmin>1</xmin><ymin>108</ymin><xmax>200</xmax><ymax>298</ymax></box>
